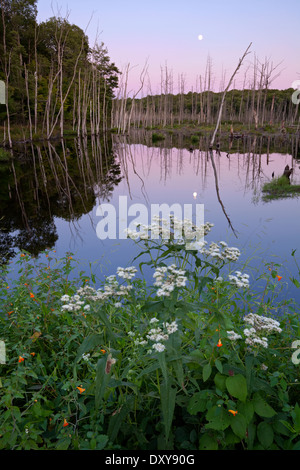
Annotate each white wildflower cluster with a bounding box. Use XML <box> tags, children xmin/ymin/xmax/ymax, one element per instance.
<box><xmin>243</xmin><ymin>313</ymin><xmax>282</xmax><ymax>349</ymax></box>
<box><xmin>226</xmin><ymin>330</ymin><xmax>242</xmax><ymax>341</ymax></box>
<box><xmin>75</xmin><ymin>268</ymin><xmax>136</xmax><ymax>303</ymax></box>
<box><xmin>60</xmin><ymin>294</ymin><xmax>91</xmax><ymax>313</ymax></box>
<box><xmin>116</xmin><ymin>266</ymin><xmax>137</xmax><ymax>280</ymax></box>
<box><xmin>129</xmin><ymin>318</ymin><xmax>179</xmax><ymax>354</ymax></box>
<box><xmin>244</xmin><ymin>313</ymin><xmax>282</xmax><ymax>334</ymax></box>
<box><xmin>153</xmin><ymin>264</ymin><xmax>187</xmax><ymax>296</ymax></box>
<box><xmin>228</xmin><ymin>271</ymin><xmax>250</xmax><ymax>289</ymax></box>
<box><xmin>124</xmin><ymin>215</ymin><xmax>214</xmax><ymax>246</ymax></box>
<box><xmin>147</xmin><ymin>319</ymin><xmax>179</xmax><ymax>353</ymax></box>
<box><xmin>199</xmin><ymin>241</ymin><xmax>241</xmax><ymax>262</ymax></box>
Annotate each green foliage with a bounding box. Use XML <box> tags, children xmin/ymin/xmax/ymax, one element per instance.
<box><xmin>262</xmin><ymin>176</ymin><xmax>300</xmax><ymax>201</ymax></box>
<box><xmin>0</xmin><ymin>218</ymin><xmax>299</xmax><ymax>450</ymax></box>
<box><xmin>0</xmin><ymin>1</ymin><xmax>120</xmax><ymax>138</ymax></box>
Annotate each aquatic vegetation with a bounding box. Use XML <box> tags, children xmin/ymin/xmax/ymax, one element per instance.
<box><xmin>262</xmin><ymin>176</ymin><xmax>300</xmax><ymax>201</ymax></box>
<box><xmin>0</xmin><ymin>221</ymin><xmax>299</xmax><ymax>450</ymax></box>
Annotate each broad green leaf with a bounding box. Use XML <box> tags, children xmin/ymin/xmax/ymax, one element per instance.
<box><xmin>203</xmin><ymin>363</ymin><xmax>212</xmax><ymax>382</ymax></box>
<box><xmin>187</xmin><ymin>392</ymin><xmax>207</xmax><ymax>415</ymax></box>
<box><xmin>96</xmin><ymin>434</ymin><xmax>109</xmax><ymax>450</ymax></box>
<box><xmin>206</xmin><ymin>407</ymin><xmax>231</xmax><ymax>431</ymax></box>
<box><xmin>56</xmin><ymin>437</ymin><xmax>71</xmax><ymax>450</ymax></box>
<box><xmin>225</xmin><ymin>428</ymin><xmax>240</xmax><ymax>445</ymax></box>
<box><xmin>226</xmin><ymin>374</ymin><xmax>247</xmax><ymax>402</ymax></box>
<box><xmin>199</xmin><ymin>433</ymin><xmax>218</xmax><ymax>450</ymax></box>
<box><xmin>253</xmin><ymin>393</ymin><xmax>276</xmax><ymax>418</ymax></box>
<box><xmin>257</xmin><ymin>422</ymin><xmax>274</xmax><ymax>448</ymax></box>
<box><xmin>214</xmin><ymin>372</ymin><xmax>227</xmax><ymax>391</ymax></box>
<box><xmin>230</xmin><ymin>413</ymin><xmax>247</xmax><ymax>439</ymax></box>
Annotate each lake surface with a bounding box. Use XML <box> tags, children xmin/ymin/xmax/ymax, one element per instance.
<box><xmin>1</xmin><ymin>130</ymin><xmax>300</xmax><ymax>304</ymax></box>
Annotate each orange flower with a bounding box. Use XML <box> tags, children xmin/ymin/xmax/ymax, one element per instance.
<box><xmin>18</xmin><ymin>356</ymin><xmax>25</xmax><ymax>363</ymax></box>
<box><xmin>20</xmin><ymin>254</ymin><xmax>26</xmax><ymax>258</ymax></box>
<box><xmin>30</xmin><ymin>292</ymin><xmax>35</xmax><ymax>298</ymax></box>
<box><xmin>100</xmin><ymin>349</ymin><xmax>106</xmax><ymax>354</ymax></box>
<box><xmin>276</xmin><ymin>275</ymin><xmax>282</xmax><ymax>281</ymax></box>
<box><xmin>77</xmin><ymin>386</ymin><xmax>85</xmax><ymax>394</ymax></box>
<box><xmin>30</xmin><ymin>352</ymin><xmax>36</xmax><ymax>356</ymax></box>
<box><xmin>63</xmin><ymin>419</ymin><xmax>69</xmax><ymax>427</ymax></box>
<box><xmin>228</xmin><ymin>409</ymin><xmax>238</xmax><ymax>416</ymax></box>
<box><xmin>217</xmin><ymin>339</ymin><xmax>223</xmax><ymax>347</ymax></box>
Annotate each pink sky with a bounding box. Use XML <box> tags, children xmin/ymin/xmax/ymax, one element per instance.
<box><xmin>37</xmin><ymin>0</ymin><xmax>300</xmax><ymax>96</ymax></box>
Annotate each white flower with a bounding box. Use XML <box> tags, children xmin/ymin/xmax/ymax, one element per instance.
<box><xmin>227</xmin><ymin>330</ymin><xmax>242</xmax><ymax>341</ymax></box>
<box><xmin>152</xmin><ymin>343</ymin><xmax>166</xmax><ymax>353</ymax></box>
<box><xmin>154</xmin><ymin>264</ymin><xmax>187</xmax><ymax>297</ymax></box>
<box><xmin>228</xmin><ymin>271</ymin><xmax>250</xmax><ymax>289</ymax></box>
<box><xmin>61</xmin><ymin>295</ymin><xmax>70</xmax><ymax>302</ymax></box>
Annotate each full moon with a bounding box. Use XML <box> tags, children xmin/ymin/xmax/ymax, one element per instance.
<box><xmin>198</xmin><ymin>34</ymin><xmax>203</xmax><ymax>40</ymax></box>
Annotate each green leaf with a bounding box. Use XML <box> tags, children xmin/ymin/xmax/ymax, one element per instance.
<box><xmin>96</xmin><ymin>434</ymin><xmax>109</xmax><ymax>450</ymax></box>
<box><xmin>245</xmin><ymin>355</ymin><xmax>255</xmax><ymax>393</ymax></box>
<box><xmin>214</xmin><ymin>359</ymin><xmax>223</xmax><ymax>374</ymax></box>
<box><xmin>237</xmin><ymin>401</ymin><xmax>254</xmax><ymax>424</ymax></box>
<box><xmin>226</xmin><ymin>374</ymin><xmax>247</xmax><ymax>402</ymax></box>
<box><xmin>293</xmin><ymin>403</ymin><xmax>300</xmax><ymax>432</ymax></box>
<box><xmin>56</xmin><ymin>438</ymin><xmax>71</xmax><ymax>450</ymax></box>
<box><xmin>206</xmin><ymin>407</ymin><xmax>231</xmax><ymax>431</ymax></box>
<box><xmin>75</xmin><ymin>334</ymin><xmax>103</xmax><ymax>362</ymax></box>
<box><xmin>253</xmin><ymin>393</ymin><xmax>276</xmax><ymax>418</ymax></box>
<box><xmin>160</xmin><ymin>379</ymin><xmax>177</xmax><ymax>441</ymax></box>
<box><xmin>187</xmin><ymin>392</ymin><xmax>207</xmax><ymax>415</ymax></box>
<box><xmin>214</xmin><ymin>372</ymin><xmax>227</xmax><ymax>391</ymax></box>
<box><xmin>199</xmin><ymin>433</ymin><xmax>218</xmax><ymax>450</ymax></box>
<box><xmin>0</xmin><ymin>341</ymin><xmax>6</xmax><ymax>364</ymax></box>
<box><xmin>95</xmin><ymin>356</ymin><xmax>108</xmax><ymax>409</ymax></box>
<box><xmin>108</xmin><ymin>396</ymin><xmax>135</xmax><ymax>442</ymax></box>
<box><xmin>230</xmin><ymin>413</ymin><xmax>247</xmax><ymax>439</ymax></box>
<box><xmin>203</xmin><ymin>363</ymin><xmax>212</xmax><ymax>382</ymax></box>
<box><xmin>257</xmin><ymin>422</ymin><xmax>274</xmax><ymax>448</ymax></box>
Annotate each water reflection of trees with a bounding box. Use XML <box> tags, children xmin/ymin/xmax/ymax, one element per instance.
<box><xmin>113</xmin><ymin>132</ymin><xmax>298</xmax><ymax>237</ymax></box>
<box><xmin>0</xmin><ymin>135</ymin><xmax>122</xmax><ymax>264</ymax></box>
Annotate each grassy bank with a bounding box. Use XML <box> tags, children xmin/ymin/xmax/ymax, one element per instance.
<box><xmin>262</xmin><ymin>176</ymin><xmax>300</xmax><ymax>201</ymax></box>
<box><xmin>0</xmin><ymin>217</ymin><xmax>299</xmax><ymax>450</ymax></box>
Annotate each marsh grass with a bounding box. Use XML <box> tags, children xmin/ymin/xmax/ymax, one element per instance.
<box><xmin>262</xmin><ymin>176</ymin><xmax>300</xmax><ymax>201</ymax></box>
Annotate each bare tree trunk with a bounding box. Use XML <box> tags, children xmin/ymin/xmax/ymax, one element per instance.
<box><xmin>1</xmin><ymin>0</ymin><xmax>12</xmax><ymax>147</ymax></box>
<box><xmin>24</xmin><ymin>64</ymin><xmax>33</xmax><ymax>141</ymax></box>
<box><xmin>209</xmin><ymin>43</ymin><xmax>252</xmax><ymax>238</ymax></box>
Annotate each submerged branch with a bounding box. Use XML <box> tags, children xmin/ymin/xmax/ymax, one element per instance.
<box><xmin>209</xmin><ymin>43</ymin><xmax>252</xmax><ymax>238</ymax></box>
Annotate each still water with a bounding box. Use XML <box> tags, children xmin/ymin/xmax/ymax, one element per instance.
<box><xmin>1</xmin><ymin>131</ymin><xmax>300</xmax><ymax>304</ymax></box>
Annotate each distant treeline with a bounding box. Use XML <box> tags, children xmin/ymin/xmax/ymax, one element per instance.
<box><xmin>0</xmin><ymin>0</ymin><xmax>120</xmax><ymax>147</ymax></box>
<box><xmin>112</xmin><ymin>88</ymin><xmax>299</xmax><ymax>133</ymax></box>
